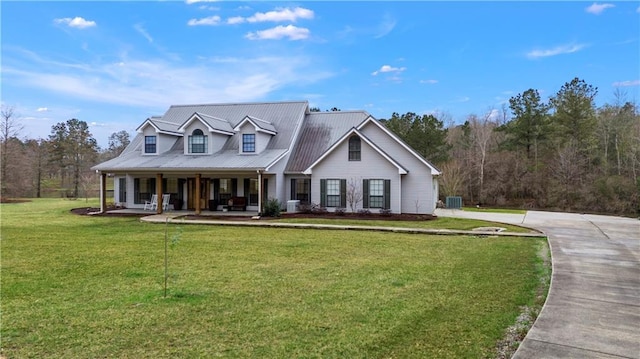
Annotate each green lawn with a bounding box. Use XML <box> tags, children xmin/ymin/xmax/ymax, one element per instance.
<box><xmin>1</xmin><ymin>199</ymin><xmax>547</xmax><ymax>358</ymax></box>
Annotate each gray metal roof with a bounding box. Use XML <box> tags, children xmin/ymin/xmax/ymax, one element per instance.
<box><xmin>285</xmin><ymin>111</ymin><xmax>370</xmax><ymax>173</ymax></box>
<box><xmin>245</xmin><ymin>115</ymin><xmax>277</xmax><ymax>134</ymax></box>
<box><xmin>195</xmin><ymin>113</ymin><xmax>235</xmax><ymax>134</ymax></box>
<box><xmin>94</xmin><ymin>101</ymin><xmax>308</xmax><ymax>172</ymax></box>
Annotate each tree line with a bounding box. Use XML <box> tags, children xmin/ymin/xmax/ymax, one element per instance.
<box><xmin>381</xmin><ymin>77</ymin><xmax>639</xmax><ymax>216</ymax></box>
<box><xmin>2</xmin><ymin>77</ymin><xmax>638</xmax><ymax>215</ymax></box>
<box><xmin>0</xmin><ymin>107</ymin><xmax>129</xmax><ymax>200</ymax></box>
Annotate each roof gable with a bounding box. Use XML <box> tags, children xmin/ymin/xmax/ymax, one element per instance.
<box><xmin>357</xmin><ymin>117</ymin><xmax>441</xmax><ymax>175</ymax></box>
<box><xmin>234</xmin><ymin>115</ymin><xmax>277</xmax><ymax>135</ymax></box>
<box><xmin>135</xmin><ymin>117</ymin><xmax>182</xmax><ymax>136</ymax></box>
<box><xmin>302</xmin><ymin>128</ymin><xmax>408</xmax><ymax>175</ymax></box>
<box><xmin>178</xmin><ymin>113</ymin><xmax>235</xmax><ymax>135</ymax></box>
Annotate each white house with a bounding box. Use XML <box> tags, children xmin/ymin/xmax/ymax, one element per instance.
<box><xmin>92</xmin><ymin>101</ymin><xmax>441</xmax><ymax>214</ymax></box>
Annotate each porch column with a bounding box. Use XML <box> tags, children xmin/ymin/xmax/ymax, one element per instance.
<box><xmin>156</xmin><ymin>173</ymin><xmax>163</xmax><ymax>214</ymax></box>
<box><xmin>100</xmin><ymin>172</ymin><xmax>107</xmax><ymax>213</ymax></box>
<box><xmin>257</xmin><ymin>170</ymin><xmax>262</xmax><ymax>215</ymax></box>
<box><xmin>195</xmin><ymin>174</ymin><xmax>201</xmax><ymax>215</ymax></box>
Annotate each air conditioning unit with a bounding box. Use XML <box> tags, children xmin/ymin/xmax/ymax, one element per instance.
<box><xmin>287</xmin><ymin>200</ymin><xmax>300</xmax><ymax>213</ymax></box>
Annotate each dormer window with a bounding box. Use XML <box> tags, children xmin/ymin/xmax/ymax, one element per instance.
<box><xmin>349</xmin><ymin>136</ymin><xmax>361</xmax><ymax>161</ymax></box>
<box><xmin>243</xmin><ymin>134</ymin><xmax>255</xmax><ymax>153</ymax></box>
<box><xmin>144</xmin><ymin>136</ymin><xmax>157</xmax><ymax>154</ymax></box>
<box><xmin>188</xmin><ymin>129</ymin><xmax>207</xmax><ymax>154</ymax></box>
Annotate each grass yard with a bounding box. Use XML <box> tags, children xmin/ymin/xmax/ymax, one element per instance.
<box><xmin>1</xmin><ymin>199</ymin><xmax>547</xmax><ymax>358</ymax></box>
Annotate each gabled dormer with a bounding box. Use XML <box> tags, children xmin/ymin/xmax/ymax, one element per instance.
<box><xmin>233</xmin><ymin>115</ymin><xmax>277</xmax><ymax>154</ymax></box>
<box><xmin>178</xmin><ymin>113</ymin><xmax>234</xmax><ymax>155</ymax></box>
<box><xmin>135</xmin><ymin>117</ymin><xmax>183</xmax><ymax>155</ymax></box>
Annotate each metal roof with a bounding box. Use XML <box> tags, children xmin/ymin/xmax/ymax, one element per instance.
<box><xmin>284</xmin><ymin>111</ymin><xmax>370</xmax><ymax>173</ymax></box>
<box><xmin>94</xmin><ymin>101</ymin><xmax>308</xmax><ymax>172</ymax></box>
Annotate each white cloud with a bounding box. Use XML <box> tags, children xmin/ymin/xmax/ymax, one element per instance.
<box><xmin>420</xmin><ymin>79</ymin><xmax>438</xmax><ymax>84</ymax></box>
<box><xmin>526</xmin><ymin>43</ymin><xmax>587</xmax><ymax>59</ymax></box>
<box><xmin>134</xmin><ymin>24</ymin><xmax>153</xmax><ymax>43</ymax></box>
<box><xmin>612</xmin><ymin>80</ymin><xmax>640</xmax><ymax>87</ymax></box>
<box><xmin>2</xmin><ymin>49</ymin><xmax>333</xmax><ymax>109</ymax></box>
<box><xmin>36</xmin><ymin>107</ymin><xmax>49</xmax><ymax>112</ymax></box>
<box><xmin>247</xmin><ymin>7</ymin><xmax>314</xmax><ymax>23</ymax></box>
<box><xmin>585</xmin><ymin>3</ymin><xmax>615</xmax><ymax>15</ymax></box>
<box><xmin>245</xmin><ymin>25</ymin><xmax>310</xmax><ymax>40</ymax></box>
<box><xmin>371</xmin><ymin>65</ymin><xmax>406</xmax><ymax>76</ymax></box>
<box><xmin>187</xmin><ymin>16</ymin><xmax>221</xmax><ymax>26</ymax></box>
<box><xmin>54</xmin><ymin>17</ymin><xmax>96</xmax><ymax>29</ymax></box>
<box><xmin>227</xmin><ymin>16</ymin><xmax>245</xmax><ymax>25</ymax></box>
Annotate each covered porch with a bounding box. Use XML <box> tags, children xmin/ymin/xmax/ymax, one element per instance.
<box><xmin>97</xmin><ymin>170</ymin><xmax>272</xmax><ymax>215</ymax></box>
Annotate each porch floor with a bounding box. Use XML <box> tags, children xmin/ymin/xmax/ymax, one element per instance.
<box><xmin>106</xmin><ymin>208</ymin><xmax>260</xmax><ymax>217</ymax></box>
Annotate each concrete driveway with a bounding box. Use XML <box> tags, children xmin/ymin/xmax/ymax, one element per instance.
<box><xmin>435</xmin><ymin>209</ymin><xmax>640</xmax><ymax>359</ymax></box>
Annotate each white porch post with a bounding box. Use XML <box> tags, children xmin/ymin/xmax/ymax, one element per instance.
<box><xmin>100</xmin><ymin>172</ymin><xmax>107</xmax><ymax>213</ymax></box>
<box><xmin>257</xmin><ymin>170</ymin><xmax>263</xmax><ymax>215</ymax></box>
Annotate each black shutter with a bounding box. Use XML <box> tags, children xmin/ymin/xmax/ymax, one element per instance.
<box><xmin>320</xmin><ymin>179</ymin><xmax>326</xmax><ymax>207</ymax></box>
<box><xmin>384</xmin><ymin>179</ymin><xmax>391</xmax><ymax>210</ymax></box>
<box><xmin>231</xmin><ymin>178</ymin><xmax>238</xmax><ymax>196</ymax></box>
<box><xmin>213</xmin><ymin>179</ymin><xmax>220</xmax><ymax>200</ymax></box>
<box><xmin>134</xmin><ymin>178</ymin><xmax>140</xmax><ymax>204</ymax></box>
<box><xmin>244</xmin><ymin>178</ymin><xmax>250</xmax><ymax>199</ymax></box>
<box><xmin>291</xmin><ymin>178</ymin><xmax>297</xmax><ymax>200</ymax></box>
<box><xmin>340</xmin><ymin>179</ymin><xmax>347</xmax><ymax>208</ymax></box>
<box><xmin>362</xmin><ymin>179</ymin><xmax>369</xmax><ymax>208</ymax></box>
<box><xmin>263</xmin><ymin>178</ymin><xmax>268</xmax><ymax>200</ymax></box>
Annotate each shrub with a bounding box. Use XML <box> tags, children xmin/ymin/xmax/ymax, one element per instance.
<box><xmin>262</xmin><ymin>198</ymin><xmax>282</xmax><ymax>217</ymax></box>
<box><xmin>357</xmin><ymin>208</ymin><xmax>371</xmax><ymax>215</ymax></box>
<box><xmin>334</xmin><ymin>207</ymin><xmax>346</xmax><ymax>216</ymax></box>
<box><xmin>379</xmin><ymin>208</ymin><xmax>392</xmax><ymax>216</ymax></box>
<box><xmin>312</xmin><ymin>206</ymin><xmax>328</xmax><ymax>214</ymax></box>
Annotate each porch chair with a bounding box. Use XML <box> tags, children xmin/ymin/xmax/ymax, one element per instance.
<box><xmin>162</xmin><ymin>194</ymin><xmax>171</xmax><ymax>211</ymax></box>
<box><xmin>143</xmin><ymin>194</ymin><xmax>158</xmax><ymax>210</ymax></box>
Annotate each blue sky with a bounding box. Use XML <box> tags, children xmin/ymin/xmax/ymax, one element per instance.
<box><xmin>2</xmin><ymin>1</ymin><xmax>639</xmax><ymax>147</ymax></box>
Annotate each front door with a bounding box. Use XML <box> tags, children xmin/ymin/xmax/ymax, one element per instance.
<box><xmin>187</xmin><ymin>177</ymin><xmax>211</xmax><ymax>210</ymax></box>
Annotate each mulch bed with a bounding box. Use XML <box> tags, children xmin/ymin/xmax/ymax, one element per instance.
<box><xmin>184</xmin><ymin>212</ymin><xmax>436</xmax><ymax>221</ymax></box>
<box><xmin>71</xmin><ymin>207</ymin><xmax>436</xmax><ymax>221</ymax></box>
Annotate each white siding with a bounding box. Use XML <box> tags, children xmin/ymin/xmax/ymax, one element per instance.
<box><xmin>310</xmin><ymin>138</ymin><xmax>402</xmax><ymax>213</ymax></box>
<box><xmin>237</xmin><ymin>123</ymin><xmax>272</xmax><ymax>154</ymax></box>
<box><xmin>360</xmin><ymin>122</ymin><xmax>436</xmax><ymax>214</ymax></box>
<box><xmin>182</xmin><ymin>121</ymin><xmax>228</xmax><ymax>154</ymax></box>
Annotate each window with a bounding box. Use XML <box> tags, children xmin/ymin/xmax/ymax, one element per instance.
<box><xmin>134</xmin><ymin>178</ymin><xmax>156</xmax><ymax>204</ymax></box>
<box><xmin>326</xmin><ymin>179</ymin><xmax>341</xmax><ymax>207</ymax></box>
<box><xmin>188</xmin><ymin>129</ymin><xmax>207</xmax><ymax>154</ymax></box>
<box><xmin>320</xmin><ymin>179</ymin><xmax>345</xmax><ymax>208</ymax></box>
<box><xmin>348</xmin><ymin>136</ymin><xmax>361</xmax><ymax>161</ymax></box>
<box><xmin>363</xmin><ymin>179</ymin><xmax>391</xmax><ymax>210</ymax></box>
<box><xmin>248</xmin><ymin>179</ymin><xmax>258</xmax><ymax>206</ymax></box>
<box><xmin>218</xmin><ymin>178</ymin><xmax>232</xmax><ymax>204</ymax></box>
<box><xmin>144</xmin><ymin>136</ymin><xmax>156</xmax><ymax>154</ymax></box>
<box><xmin>243</xmin><ymin>134</ymin><xmax>256</xmax><ymax>153</ymax></box>
<box><xmin>291</xmin><ymin>178</ymin><xmax>310</xmax><ymax>204</ymax></box>
<box><xmin>369</xmin><ymin>179</ymin><xmax>384</xmax><ymax>208</ymax></box>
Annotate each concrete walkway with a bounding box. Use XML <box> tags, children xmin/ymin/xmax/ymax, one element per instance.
<box><xmin>140</xmin><ymin>213</ymin><xmax>543</xmax><ymax>237</ymax></box>
<box><xmin>437</xmin><ymin>209</ymin><xmax>640</xmax><ymax>359</ymax></box>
